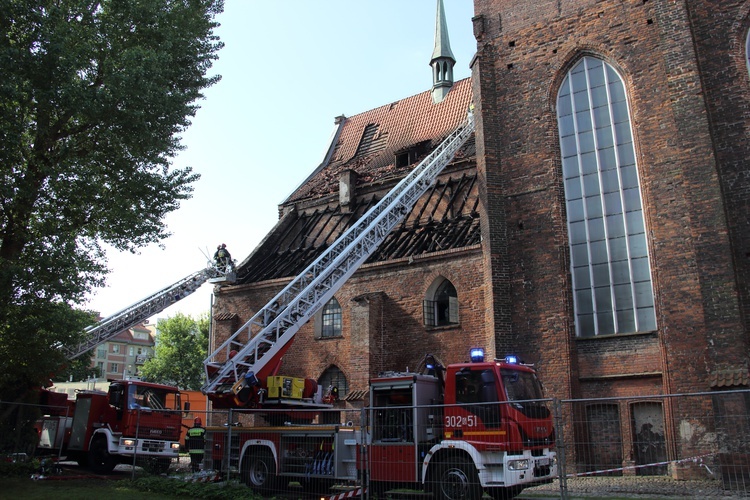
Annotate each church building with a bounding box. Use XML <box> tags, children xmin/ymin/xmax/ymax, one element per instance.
<box><xmin>213</xmin><ymin>0</ymin><xmax>480</xmax><ymax>409</ymax></box>
<box><xmin>211</xmin><ymin>0</ymin><xmax>750</xmax><ymax>477</ymax></box>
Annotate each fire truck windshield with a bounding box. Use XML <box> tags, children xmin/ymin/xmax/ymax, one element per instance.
<box><xmin>127</xmin><ymin>384</ymin><xmax>177</xmax><ymax>410</ymax></box>
<box><xmin>500</xmin><ymin>368</ymin><xmax>544</xmax><ymax>402</ymax></box>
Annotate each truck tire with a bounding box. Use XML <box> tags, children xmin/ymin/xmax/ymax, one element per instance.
<box><xmin>432</xmin><ymin>456</ymin><xmax>482</xmax><ymax>500</ymax></box>
<box><xmin>88</xmin><ymin>436</ymin><xmax>117</xmax><ymax>474</ymax></box>
<box><xmin>241</xmin><ymin>449</ymin><xmax>277</xmax><ymax>493</ymax></box>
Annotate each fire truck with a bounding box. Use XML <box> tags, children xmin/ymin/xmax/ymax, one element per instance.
<box><xmin>198</xmin><ymin>115</ymin><xmax>558</xmax><ymax>498</ymax></box>
<box><xmin>207</xmin><ymin>350</ymin><xmax>556</xmax><ymax>499</ymax></box>
<box><xmin>37</xmin><ymin>379</ymin><xmax>183</xmax><ymax>474</ymax></box>
<box><xmin>36</xmin><ymin>259</ymin><xmax>233</xmax><ymax>473</ymax></box>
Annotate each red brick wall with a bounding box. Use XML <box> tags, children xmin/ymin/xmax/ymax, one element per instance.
<box><xmin>687</xmin><ymin>1</ymin><xmax>750</xmax><ymax>361</ymax></box>
<box><xmin>472</xmin><ymin>0</ymin><xmax>748</xmax><ymax>402</ymax></box>
<box><xmin>212</xmin><ymin>249</ymin><xmax>487</xmax><ymax>397</ymax></box>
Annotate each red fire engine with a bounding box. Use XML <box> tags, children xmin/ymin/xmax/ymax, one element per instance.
<box><xmin>36</xmin><ymin>252</ymin><xmax>233</xmax><ymax>473</ymax></box>
<box><xmin>207</xmin><ymin>349</ymin><xmax>556</xmax><ymax>499</ymax></box>
<box><xmin>37</xmin><ymin>379</ymin><xmax>182</xmax><ymax>474</ymax></box>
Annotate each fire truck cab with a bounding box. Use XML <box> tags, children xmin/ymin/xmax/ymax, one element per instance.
<box><xmin>368</xmin><ymin>349</ymin><xmax>556</xmax><ymax>498</ymax></box>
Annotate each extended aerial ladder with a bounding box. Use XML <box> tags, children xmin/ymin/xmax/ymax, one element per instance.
<box><xmin>202</xmin><ymin>114</ymin><xmax>476</xmax><ymax>407</ymax></box>
<box><xmin>64</xmin><ymin>261</ymin><xmax>234</xmax><ymax>360</ymax></box>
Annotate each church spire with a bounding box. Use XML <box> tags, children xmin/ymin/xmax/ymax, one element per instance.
<box><xmin>430</xmin><ymin>0</ymin><xmax>456</xmax><ymax>104</ymax></box>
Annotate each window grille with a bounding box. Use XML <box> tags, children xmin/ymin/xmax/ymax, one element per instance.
<box><xmin>318</xmin><ymin>366</ymin><xmax>348</xmax><ymax>396</ymax></box>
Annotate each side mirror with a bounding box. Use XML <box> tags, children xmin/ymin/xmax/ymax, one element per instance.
<box><xmin>184</xmin><ymin>402</ymin><xmax>191</xmax><ymax>411</ymax></box>
<box><xmin>110</xmin><ymin>388</ymin><xmax>123</xmax><ymax>408</ymax></box>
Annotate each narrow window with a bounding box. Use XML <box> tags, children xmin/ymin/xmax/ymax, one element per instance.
<box><xmin>631</xmin><ymin>402</ymin><xmax>667</xmax><ymax>475</ymax></box>
<box><xmin>395</xmin><ymin>151</ymin><xmax>410</xmax><ymax>168</ymax></box>
<box><xmin>424</xmin><ymin>278</ymin><xmax>459</xmax><ymax>327</ymax></box>
<box><xmin>318</xmin><ymin>365</ymin><xmax>348</xmax><ymax>399</ymax></box>
<box><xmin>584</xmin><ymin>403</ymin><xmax>623</xmax><ymax>474</ymax></box>
<box><xmin>320</xmin><ymin>297</ymin><xmax>342</xmax><ymax>338</ymax></box>
<box><xmin>556</xmin><ymin>56</ymin><xmax>656</xmax><ymax>337</ymax></box>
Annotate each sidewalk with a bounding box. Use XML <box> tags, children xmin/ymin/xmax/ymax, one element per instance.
<box><xmin>524</xmin><ymin>476</ymin><xmax>747</xmax><ymax>499</ymax></box>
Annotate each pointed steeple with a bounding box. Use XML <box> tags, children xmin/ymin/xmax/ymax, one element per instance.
<box><xmin>430</xmin><ymin>0</ymin><xmax>456</xmax><ymax>103</ymax></box>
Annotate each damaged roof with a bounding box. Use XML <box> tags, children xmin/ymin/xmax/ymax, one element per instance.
<box><xmin>285</xmin><ymin>77</ymin><xmax>473</xmax><ymax>205</ymax></box>
<box><xmin>237</xmin><ymin>171</ymin><xmax>480</xmax><ymax>283</ymax></box>
<box><xmin>235</xmin><ymin>78</ymin><xmax>478</xmax><ymax>284</ymax></box>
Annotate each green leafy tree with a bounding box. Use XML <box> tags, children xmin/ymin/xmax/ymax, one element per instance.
<box><xmin>140</xmin><ymin>313</ymin><xmax>208</xmax><ymax>390</ymax></box>
<box><xmin>0</xmin><ymin>0</ymin><xmax>224</xmax><ymax>410</ymax></box>
<box><xmin>52</xmin><ymin>350</ymin><xmax>100</xmax><ymax>383</ymax></box>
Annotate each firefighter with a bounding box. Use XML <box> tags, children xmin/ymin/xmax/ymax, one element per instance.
<box><xmin>213</xmin><ymin>243</ymin><xmax>233</xmax><ymax>271</ymax></box>
<box><xmin>186</xmin><ymin>417</ymin><xmax>206</xmax><ymax>472</ymax></box>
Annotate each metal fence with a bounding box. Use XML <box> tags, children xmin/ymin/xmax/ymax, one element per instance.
<box><xmin>4</xmin><ymin>389</ymin><xmax>750</xmax><ymax>498</ymax></box>
<box><xmin>546</xmin><ymin>390</ymin><xmax>750</xmax><ymax>499</ymax></box>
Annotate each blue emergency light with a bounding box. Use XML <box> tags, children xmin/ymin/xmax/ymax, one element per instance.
<box><xmin>470</xmin><ymin>347</ymin><xmax>485</xmax><ymax>363</ymax></box>
<box><xmin>505</xmin><ymin>355</ymin><xmax>519</xmax><ymax>364</ymax></box>
<box><xmin>245</xmin><ymin>371</ymin><xmax>260</xmax><ymax>386</ymax></box>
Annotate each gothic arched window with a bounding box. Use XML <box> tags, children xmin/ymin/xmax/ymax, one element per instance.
<box><xmin>556</xmin><ymin>56</ymin><xmax>657</xmax><ymax>337</ymax></box>
<box><xmin>315</xmin><ymin>297</ymin><xmax>342</xmax><ymax>338</ymax></box>
<box><xmin>424</xmin><ymin>277</ymin><xmax>459</xmax><ymax>327</ymax></box>
<box><xmin>318</xmin><ymin>365</ymin><xmax>348</xmax><ymax>399</ymax></box>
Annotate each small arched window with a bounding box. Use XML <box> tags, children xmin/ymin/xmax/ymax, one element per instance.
<box><xmin>318</xmin><ymin>365</ymin><xmax>348</xmax><ymax>399</ymax></box>
<box><xmin>316</xmin><ymin>297</ymin><xmax>342</xmax><ymax>338</ymax></box>
<box><xmin>424</xmin><ymin>278</ymin><xmax>459</xmax><ymax>327</ymax></box>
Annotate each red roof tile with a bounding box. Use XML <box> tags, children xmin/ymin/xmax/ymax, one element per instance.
<box><xmin>286</xmin><ymin>78</ymin><xmax>473</xmax><ymax>203</ymax></box>
<box><xmin>710</xmin><ymin>368</ymin><xmax>749</xmax><ymax>388</ymax></box>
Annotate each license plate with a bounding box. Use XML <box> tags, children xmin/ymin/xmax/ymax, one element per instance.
<box><xmin>537</xmin><ymin>457</ymin><xmax>550</xmax><ymax>466</ymax></box>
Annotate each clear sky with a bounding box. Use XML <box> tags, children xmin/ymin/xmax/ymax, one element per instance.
<box><xmin>86</xmin><ymin>0</ymin><xmax>478</xmax><ymax>324</ymax></box>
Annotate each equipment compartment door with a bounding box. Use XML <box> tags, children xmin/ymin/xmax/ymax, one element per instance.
<box><xmin>369</xmin><ymin>444</ymin><xmax>417</xmax><ymax>482</ymax></box>
<box><xmin>68</xmin><ymin>398</ymin><xmax>93</xmax><ymax>451</ymax></box>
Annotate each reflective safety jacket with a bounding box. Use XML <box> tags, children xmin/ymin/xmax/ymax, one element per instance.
<box><xmin>186</xmin><ymin>426</ymin><xmax>206</xmax><ymax>454</ymax></box>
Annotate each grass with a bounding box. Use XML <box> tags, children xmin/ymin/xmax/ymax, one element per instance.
<box><xmin>0</xmin><ymin>477</ymin><xmax>180</xmax><ymax>500</ymax></box>
<box><xmin>0</xmin><ymin>459</ymin><xmax>261</xmax><ymax>500</ymax></box>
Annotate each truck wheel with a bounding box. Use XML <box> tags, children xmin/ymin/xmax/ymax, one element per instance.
<box><xmin>432</xmin><ymin>457</ymin><xmax>482</xmax><ymax>500</ymax></box>
<box><xmin>241</xmin><ymin>449</ymin><xmax>277</xmax><ymax>493</ymax></box>
<box><xmin>88</xmin><ymin>436</ymin><xmax>117</xmax><ymax>474</ymax></box>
